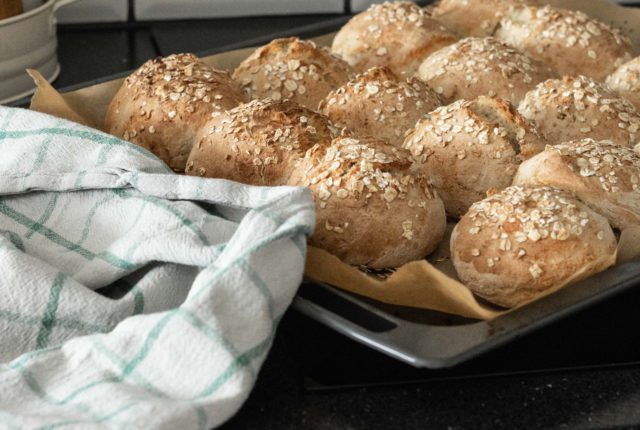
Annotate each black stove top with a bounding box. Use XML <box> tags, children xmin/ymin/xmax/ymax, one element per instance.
<box><xmin>289</xmin><ymin>283</ymin><xmax>640</xmax><ymax>391</ymax></box>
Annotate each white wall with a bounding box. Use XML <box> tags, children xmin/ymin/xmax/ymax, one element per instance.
<box><xmin>56</xmin><ymin>0</ymin><xmax>128</xmax><ymax>24</ymax></box>
<box><xmin>134</xmin><ymin>0</ymin><xmax>344</xmax><ymax>20</ymax></box>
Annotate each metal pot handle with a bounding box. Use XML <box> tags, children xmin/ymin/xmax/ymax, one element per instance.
<box><xmin>53</xmin><ymin>0</ymin><xmax>80</xmax><ymax>13</ymax></box>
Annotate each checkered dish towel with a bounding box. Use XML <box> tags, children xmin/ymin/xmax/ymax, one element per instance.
<box><xmin>0</xmin><ymin>106</ymin><xmax>315</xmax><ymax>429</ymax></box>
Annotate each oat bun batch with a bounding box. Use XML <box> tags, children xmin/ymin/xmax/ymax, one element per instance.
<box><xmin>105</xmin><ymin>0</ymin><xmax>640</xmax><ymax>308</ymax></box>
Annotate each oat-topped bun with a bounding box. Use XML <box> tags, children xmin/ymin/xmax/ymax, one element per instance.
<box><xmin>289</xmin><ymin>136</ymin><xmax>446</xmax><ymax>269</ymax></box>
<box><xmin>416</xmin><ymin>37</ymin><xmax>553</xmax><ymax>105</ymax></box>
<box><xmin>496</xmin><ymin>5</ymin><xmax>632</xmax><ymax>81</ymax></box>
<box><xmin>332</xmin><ymin>1</ymin><xmax>457</xmax><ymax>77</ymax></box>
<box><xmin>232</xmin><ymin>37</ymin><xmax>352</xmax><ymax>111</ymax></box>
<box><xmin>514</xmin><ymin>139</ymin><xmax>640</xmax><ymax>230</ymax></box>
<box><xmin>319</xmin><ymin>67</ymin><xmax>442</xmax><ymax>147</ymax></box>
<box><xmin>451</xmin><ymin>186</ymin><xmax>616</xmax><ymax>308</ymax></box>
<box><xmin>403</xmin><ymin>96</ymin><xmax>546</xmax><ymax>217</ymax></box>
<box><xmin>105</xmin><ymin>53</ymin><xmax>244</xmax><ymax>171</ymax></box>
<box><xmin>606</xmin><ymin>57</ymin><xmax>640</xmax><ymax>112</ymax></box>
<box><xmin>518</xmin><ymin>75</ymin><xmax>640</xmax><ymax>147</ymax></box>
<box><xmin>185</xmin><ymin>99</ymin><xmax>336</xmax><ymax>186</ymax></box>
<box><xmin>432</xmin><ymin>0</ymin><xmax>531</xmax><ymax>37</ymax></box>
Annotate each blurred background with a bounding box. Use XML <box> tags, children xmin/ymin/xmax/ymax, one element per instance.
<box><xmin>1</xmin><ymin>0</ymin><xmax>391</xmax><ymax>105</ymax></box>
<box><xmin>1</xmin><ymin>0</ymin><xmax>638</xmax><ymax>105</ymax></box>
<box><xmin>40</xmin><ymin>0</ymin><xmax>640</xmax><ymax>23</ymax></box>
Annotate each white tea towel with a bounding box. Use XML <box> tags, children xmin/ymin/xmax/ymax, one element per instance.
<box><xmin>0</xmin><ymin>106</ymin><xmax>315</xmax><ymax>429</ymax></box>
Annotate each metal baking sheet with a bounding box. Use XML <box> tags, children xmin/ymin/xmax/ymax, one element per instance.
<box><xmin>229</xmin><ymin>15</ymin><xmax>640</xmax><ymax>370</ymax></box>
<box><xmin>18</xmin><ymin>11</ymin><xmax>640</xmax><ymax>370</ymax></box>
<box><xmin>294</xmin><ymin>257</ymin><xmax>640</xmax><ymax>368</ymax></box>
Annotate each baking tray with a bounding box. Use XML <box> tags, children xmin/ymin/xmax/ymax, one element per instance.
<box><xmin>294</xmin><ymin>258</ymin><xmax>640</xmax><ymax>369</ymax></box>
<box><xmin>230</xmin><ymin>14</ymin><xmax>640</xmax><ymax>370</ymax></box>
<box><xmin>17</xmin><ymin>9</ymin><xmax>640</xmax><ymax>370</ymax></box>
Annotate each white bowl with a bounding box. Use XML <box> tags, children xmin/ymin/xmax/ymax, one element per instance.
<box><xmin>0</xmin><ymin>0</ymin><xmax>78</xmax><ymax>105</ymax></box>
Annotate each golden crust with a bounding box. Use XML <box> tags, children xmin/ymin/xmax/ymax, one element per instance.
<box><xmin>606</xmin><ymin>56</ymin><xmax>640</xmax><ymax>112</ymax></box>
<box><xmin>451</xmin><ymin>186</ymin><xmax>617</xmax><ymax>308</ymax></box>
<box><xmin>496</xmin><ymin>5</ymin><xmax>633</xmax><ymax>81</ymax></box>
<box><xmin>332</xmin><ymin>1</ymin><xmax>457</xmax><ymax>77</ymax></box>
<box><xmin>185</xmin><ymin>99</ymin><xmax>337</xmax><ymax>186</ymax></box>
<box><xmin>416</xmin><ymin>37</ymin><xmax>554</xmax><ymax>105</ymax></box>
<box><xmin>289</xmin><ymin>136</ymin><xmax>446</xmax><ymax>269</ymax></box>
<box><xmin>403</xmin><ymin>96</ymin><xmax>546</xmax><ymax>217</ymax></box>
<box><xmin>104</xmin><ymin>53</ymin><xmax>245</xmax><ymax>171</ymax></box>
<box><xmin>518</xmin><ymin>75</ymin><xmax>640</xmax><ymax>147</ymax></box>
<box><xmin>432</xmin><ymin>0</ymin><xmax>533</xmax><ymax>37</ymax></box>
<box><xmin>232</xmin><ymin>37</ymin><xmax>353</xmax><ymax>111</ymax></box>
<box><xmin>319</xmin><ymin>66</ymin><xmax>442</xmax><ymax>147</ymax></box>
<box><xmin>514</xmin><ymin>138</ymin><xmax>640</xmax><ymax>229</ymax></box>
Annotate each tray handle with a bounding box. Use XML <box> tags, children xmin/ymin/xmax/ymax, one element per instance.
<box><xmin>295</xmin><ymin>259</ymin><xmax>640</xmax><ymax>369</ymax></box>
<box><xmin>293</xmin><ymin>295</ymin><xmax>429</xmax><ymax>366</ymax></box>
<box><xmin>293</xmin><ymin>283</ymin><xmax>492</xmax><ymax>368</ymax></box>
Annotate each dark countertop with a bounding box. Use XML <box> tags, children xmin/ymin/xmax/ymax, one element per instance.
<box><xmin>28</xmin><ymin>17</ymin><xmax>640</xmax><ymax>429</ymax></box>
<box><xmin>226</xmin><ymin>289</ymin><xmax>640</xmax><ymax>429</ymax></box>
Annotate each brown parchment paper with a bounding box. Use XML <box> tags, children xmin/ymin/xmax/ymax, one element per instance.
<box><xmin>306</xmin><ymin>226</ymin><xmax>640</xmax><ymax>320</ymax></box>
<box><xmin>27</xmin><ymin>0</ymin><xmax>640</xmax><ymax>320</ymax></box>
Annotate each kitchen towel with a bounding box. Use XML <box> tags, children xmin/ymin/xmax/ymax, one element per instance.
<box><xmin>0</xmin><ymin>106</ymin><xmax>315</xmax><ymax>429</ymax></box>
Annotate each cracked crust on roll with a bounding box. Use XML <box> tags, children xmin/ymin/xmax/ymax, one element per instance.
<box><xmin>332</xmin><ymin>1</ymin><xmax>457</xmax><ymax>77</ymax></box>
<box><xmin>232</xmin><ymin>37</ymin><xmax>353</xmax><ymax>111</ymax></box>
<box><xmin>416</xmin><ymin>37</ymin><xmax>554</xmax><ymax>106</ymax></box>
<box><xmin>496</xmin><ymin>5</ymin><xmax>632</xmax><ymax>81</ymax></box>
<box><xmin>105</xmin><ymin>53</ymin><xmax>245</xmax><ymax>171</ymax></box>
<box><xmin>319</xmin><ymin>66</ymin><xmax>442</xmax><ymax>147</ymax></box>
<box><xmin>289</xmin><ymin>136</ymin><xmax>446</xmax><ymax>269</ymax></box>
<box><xmin>431</xmin><ymin>0</ymin><xmax>539</xmax><ymax>37</ymax></box>
<box><xmin>606</xmin><ymin>57</ymin><xmax>640</xmax><ymax>112</ymax></box>
<box><xmin>185</xmin><ymin>99</ymin><xmax>337</xmax><ymax>186</ymax></box>
<box><xmin>404</xmin><ymin>96</ymin><xmax>546</xmax><ymax>217</ymax></box>
<box><xmin>451</xmin><ymin>185</ymin><xmax>617</xmax><ymax>308</ymax></box>
<box><xmin>518</xmin><ymin>75</ymin><xmax>640</xmax><ymax>147</ymax></box>
<box><xmin>514</xmin><ymin>138</ymin><xmax>640</xmax><ymax>229</ymax></box>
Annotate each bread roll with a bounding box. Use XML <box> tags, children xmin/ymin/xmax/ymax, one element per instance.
<box><xmin>518</xmin><ymin>75</ymin><xmax>640</xmax><ymax>147</ymax></box>
<box><xmin>431</xmin><ymin>0</ymin><xmax>531</xmax><ymax>37</ymax></box>
<box><xmin>319</xmin><ymin>67</ymin><xmax>442</xmax><ymax>147</ymax></box>
<box><xmin>416</xmin><ymin>37</ymin><xmax>553</xmax><ymax>105</ymax></box>
<box><xmin>105</xmin><ymin>53</ymin><xmax>244</xmax><ymax>171</ymax></box>
<box><xmin>185</xmin><ymin>99</ymin><xmax>336</xmax><ymax>186</ymax></box>
<box><xmin>496</xmin><ymin>5</ymin><xmax>632</xmax><ymax>81</ymax></box>
<box><xmin>332</xmin><ymin>1</ymin><xmax>457</xmax><ymax>77</ymax></box>
<box><xmin>451</xmin><ymin>186</ymin><xmax>617</xmax><ymax>308</ymax></box>
<box><xmin>606</xmin><ymin>57</ymin><xmax>640</xmax><ymax>112</ymax></box>
<box><xmin>514</xmin><ymin>139</ymin><xmax>640</xmax><ymax>229</ymax></box>
<box><xmin>289</xmin><ymin>136</ymin><xmax>446</xmax><ymax>269</ymax></box>
<box><xmin>403</xmin><ymin>96</ymin><xmax>546</xmax><ymax>217</ymax></box>
<box><xmin>232</xmin><ymin>37</ymin><xmax>352</xmax><ymax>111</ymax></box>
